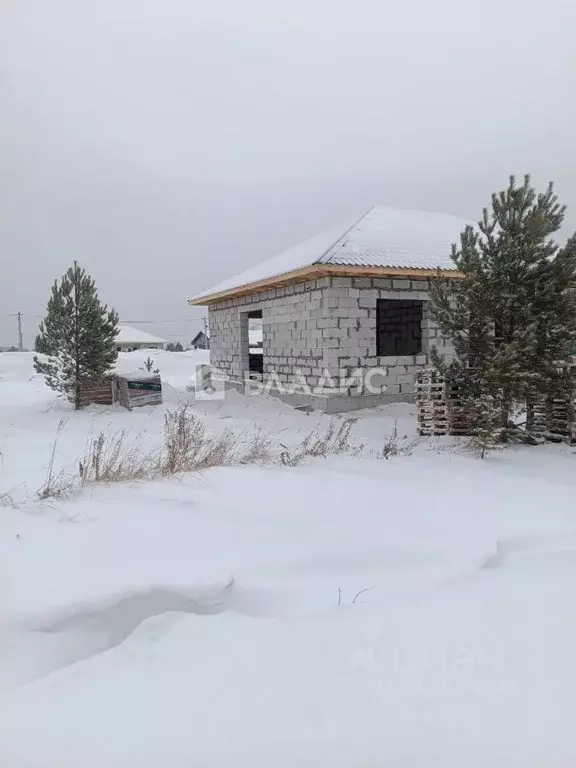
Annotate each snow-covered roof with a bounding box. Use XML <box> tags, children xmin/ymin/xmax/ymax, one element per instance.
<box><xmin>189</xmin><ymin>206</ymin><xmax>471</xmax><ymax>303</ymax></box>
<box><xmin>116</xmin><ymin>325</ymin><xmax>166</xmax><ymax>345</ymax></box>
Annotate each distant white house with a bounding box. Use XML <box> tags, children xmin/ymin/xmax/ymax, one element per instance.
<box><xmin>116</xmin><ymin>325</ymin><xmax>166</xmax><ymax>352</ymax></box>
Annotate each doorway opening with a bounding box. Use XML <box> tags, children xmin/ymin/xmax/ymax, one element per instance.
<box><xmin>248</xmin><ymin>310</ymin><xmax>263</xmax><ymax>376</ymax></box>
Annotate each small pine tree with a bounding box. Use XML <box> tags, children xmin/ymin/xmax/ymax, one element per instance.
<box><xmin>139</xmin><ymin>356</ymin><xmax>159</xmax><ymax>374</ymax></box>
<box><xmin>430</xmin><ymin>175</ymin><xmax>576</xmax><ymax>433</ymax></box>
<box><xmin>33</xmin><ymin>262</ymin><xmax>119</xmax><ymax>409</ymax></box>
<box><xmin>467</xmin><ymin>394</ymin><xmax>504</xmax><ymax>458</ymax></box>
<box><xmin>165</xmin><ymin>342</ymin><xmax>176</xmax><ymax>352</ymax></box>
<box><xmin>174</xmin><ymin>341</ymin><xmax>184</xmax><ymax>352</ymax></box>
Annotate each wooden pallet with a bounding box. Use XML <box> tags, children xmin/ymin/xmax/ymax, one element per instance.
<box><xmin>416</xmin><ymin>369</ymin><xmax>449</xmax><ymax>435</ymax></box>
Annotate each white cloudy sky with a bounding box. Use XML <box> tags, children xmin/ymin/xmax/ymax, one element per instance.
<box><xmin>1</xmin><ymin>0</ymin><xmax>575</xmax><ymax>346</ymax></box>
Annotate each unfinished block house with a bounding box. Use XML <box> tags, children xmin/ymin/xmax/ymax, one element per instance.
<box><xmin>189</xmin><ymin>206</ymin><xmax>466</xmax><ymax>412</ymax></box>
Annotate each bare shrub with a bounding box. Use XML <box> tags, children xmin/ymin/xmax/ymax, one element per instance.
<box><xmin>280</xmin><ymin>417</ymin><xmax>358</xmax><ymax>466</ymax></box>
<box><xmin>81</xmin><ymin>429</ymin><xmax>154</xmax><ymax>484</ymax></box>
<box><xmin>29</xmin><ymin>407</ymin><xmax>365</xmax><ymax>498</ymax></box>
<box><xmin>37</xmin><ymin>469</ymin><xmax>77</xmax><ymax>500</ymax></box>
<box><xmin>238</xmin><ymin>425</ymin><xmax>277</xmax><ymax>465</ymax></box>
<box><xmin>161</xmin><ymin>404</ymin><xmax>240</xmax><ymax>474</ymax></box>
<box><xmin>162</xmin><ymin>403</ymin><xmax>209</xmax><ymax>474</ymax></box>
<box><xmin>192</xmin><ymin>427</ymin><xmax>238</xmax><ymax>470</ymax></box>
<box><xmin>380</xmin><ymin>423</ymin><xmax>420</xmax><ymax>460</ymax></box>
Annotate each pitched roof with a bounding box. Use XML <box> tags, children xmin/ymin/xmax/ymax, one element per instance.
<box><xmin>116</xmin><ymin>325</ymin><xmax>166</xmax><ymax>345</ymax></box>
<box><xmin>189</xmin><ymin>206</ymin><xmax>472</xmax><ymax>304</ymax></box>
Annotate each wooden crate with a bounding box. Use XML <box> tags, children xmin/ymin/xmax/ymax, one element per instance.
<box><xmin>115</xmin><ymin>373</ymin><xmax>162</xmax><ymax>410</ymax></box>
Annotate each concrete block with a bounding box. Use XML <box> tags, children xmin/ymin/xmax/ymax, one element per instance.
<box><xmin>332</xmin><ymin>277</ymin><xmax>354</xmax><ymax>288</ymax></box>
<box><xmin>339</xmin><ymin>298</ymin><xmax>362</xmax><ymax>308</ymax></box>
<box><xmin>353</xmin><ymin>278</ymin><xmax>373</xmax><ymax>288</ymax></box>
<box><xmin>322</xmin><ymin>287</ymin><xmax>349</xmax><ymax>299</ymax></box>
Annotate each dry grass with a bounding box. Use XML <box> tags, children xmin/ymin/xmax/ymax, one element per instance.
<box><xmin>0</xmin><ymin>490</ymin><xmax>18</xmax><ymax>509</ymax></box>
<box><xmin>238</xmin><ymin>425</ymin><xmax>277</xmax><ymax>465</ymax></box>
<box><xmin>36</xmin><ymin>418</ymin><xmax>77</xmax><ymax>500</ymax></box>
<box><xmin>81</xmin><ymin>429</ymin><xmax>156</xmax><ymax>485</ymax></box>
<box><xmin>32</xmin><ymin>407</ymin><xmax>369</xmax><ymax>497</ymax></box>
<box><xmin>380</xmin><ymin>423</ymin><xmax>420</xmax><ymax>459</ymax></box>
<box><xmin>161</xmin><ymin>404</ymin><xmax>239</xmax><ymax>474</ymax></box>
<box><xmin>280</xmin><ymin>417</ymin><xmax>358</xmax><ymax>466</ymax></box>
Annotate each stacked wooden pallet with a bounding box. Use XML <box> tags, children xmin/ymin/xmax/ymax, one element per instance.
<box><xmin>445</xmin><ymin>379</ymin><xmax>471</xmax><ymax>436</ymax></box>
<box><xmin>547</xmin><ymin>396</ymin><xmax>573</xmax><ymax>442</ymax></box>
<box><xmin>419</xmin><ymin>365</ymin><xmax>576</xmax><ymax>443</ymax></box>
<box><xmin>526</xmin><ymin>397</ymin><xmax>548</xmax><ymax>438</ymax></box>
<box><xmin>416</xmin><ymin>369</ymin><xmax>449</xmax><ymax>436</ymax></box>
<box><xmin>77</xmin><ymin>377</ymin><xmax>114</xmax><ymax>407</ymax></box>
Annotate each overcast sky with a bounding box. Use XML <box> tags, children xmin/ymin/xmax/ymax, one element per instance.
<box><xmin>2</xmin><ymin>0</ymin><xmax>575</xmax><ymax>346</ymax></box>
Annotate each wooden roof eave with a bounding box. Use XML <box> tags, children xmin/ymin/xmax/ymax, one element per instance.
<box><xmin>187</xmin><ymin>264</ymin><xmax>463</xmax><ymax>306</ymax></box>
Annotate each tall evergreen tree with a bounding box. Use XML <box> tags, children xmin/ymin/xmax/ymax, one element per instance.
<box><xmin>430</xmin><ymin>175</ymin><xmax>576</xmax><ymax>430</ymax></box>
<box><xmin>34</xmin><ymin>333</ymin><xmax>49</xmax><ymax>354</ymax></box>
<box><xmin>33</xmin><ymin>262</ymin><xmax>119</xmax><ymax>409</ymax></box>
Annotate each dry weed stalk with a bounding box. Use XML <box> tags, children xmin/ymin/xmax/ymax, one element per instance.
<box><xmin>30</xmin><ymin>406</ymin><xmax>366</xmax><ymax>498</ymax></box>
<box><xmin>280</xmin><ymin>417</ymin><xmax>358</xmax><ymax>465</ymax></box>
<box><xmin>37</xmin><ymin>419</ymin><xmax>77</xmax><ymax>499</ymax></box>
<box><xmin>82</xmin><ymin>429</ymin><xmax>155</xmax><ymax>484</ymax></box>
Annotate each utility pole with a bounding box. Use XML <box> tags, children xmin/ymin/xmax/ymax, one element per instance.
<box><xmin>17</xmin><ymin>312</ymin><xmax>23</xmax><ymax>351</ymax></box>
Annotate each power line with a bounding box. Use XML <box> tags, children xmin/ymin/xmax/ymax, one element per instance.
<box><xmin>2</xmin><ymin>313</ymin><xmax>202</xmax><ymax>323</ymax></box>
<box><xmin>120</xmin><ymin>318</ymin><xmax>200</xmax><ymax>324</ymax></box>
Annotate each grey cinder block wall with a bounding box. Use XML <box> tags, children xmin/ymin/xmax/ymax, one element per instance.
<box><xmin>208</xmin><ymin>276</ymin><xmax>455</xmax><ymax>412</ymax></box>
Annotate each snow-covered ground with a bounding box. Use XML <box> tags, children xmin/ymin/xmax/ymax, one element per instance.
<box><xmin>1</xmin><ymin>350</ymin><xmax>576</xmax><ymax>766</ymax></box>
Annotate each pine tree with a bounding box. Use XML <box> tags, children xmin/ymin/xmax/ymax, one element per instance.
<box><xmin>174</xmin><ymin>341</ymin><xmax>184</xmax><ymax>352</ymax></box>
<box><xmin>139</xmin><ymin>356</ymin><xmax>159</xmax><ymax>374</ymax></box>
<box><xmin>430</xmin><ymin>175</ymin><xmax>576</xmax><ymax>432</ymax></box>
<box><xmin>34</xmin><ymin>334</ymin><xmax>49</xmax><ymax>354</ymax></box>
<box><xmin>165</xmin><ymin>342</ymin><xmax>176</xmax><ymax>352</ymax></box>
<box><xmin>33</xmin><ymin>262</ymin><xmax>119</xmax><ymax>409</ymax></box>
<box><xmin>467</xmin><ymin>394</ymin><xmax>504</xmax><ymax>458</ymax></box>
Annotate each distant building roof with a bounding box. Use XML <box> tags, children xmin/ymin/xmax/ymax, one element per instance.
<box><xmin>191</xmin><ymin>331</ymin><xmax>210</xmax><ymax>348</ymax></box>
<box><xmin>189</xmin><ymin>206</ymin><xmax>471</xmax><ymax>304</ymax></box>
<box><xmin>116</xmin><ymin>325</ymin><xmax>166</xmax><ymax>345</ymax></box>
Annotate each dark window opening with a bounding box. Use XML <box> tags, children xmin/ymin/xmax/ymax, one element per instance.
<box><xmin>248</xmin><ymin>310</ymin><xmax>263</xmax><ymax>375</ymax></box>
<box><xmin>376</xmin><ymin>299</ymin><xmax>423</xmax><ymax>356</ymax></box>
